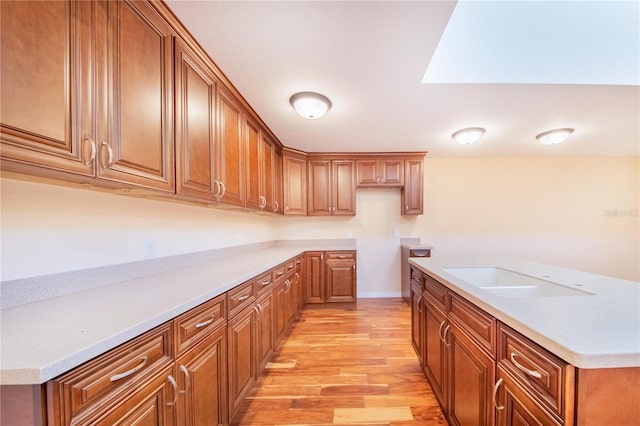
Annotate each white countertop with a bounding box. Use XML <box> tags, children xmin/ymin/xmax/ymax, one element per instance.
<box><xmin>409</xmin><ymin>258</ymin><xmax>640</xmax><ymax>369</ymax></box>
<box><xmin>0</xmin><ymin>243</ymin><xmax>354</xmax><ymax>385</ymax></box>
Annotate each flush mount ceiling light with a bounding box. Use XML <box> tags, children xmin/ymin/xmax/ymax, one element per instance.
<box><xmin>536</xmin><ymin>128</ymin><xmax>574</xmax><ymax>145</ymax></box>
<box><xmin>451</xmin><ymin>127</ymin><xmax>486</xmax><ymax>144</ymax></box>
<box><xmin>289</xmin><ymin>92</ymin><xmax>332</xmax><ymax>120</ymax></box>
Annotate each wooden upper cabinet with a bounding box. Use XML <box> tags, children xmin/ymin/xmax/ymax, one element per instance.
<box><xmin>307</xmin><ymin>158</ymin><xmax>355</xmax><ymax>216</ymax></box>
<box><xmin>174</xmin><ymin>39</ymin><xmax>217</xmax><ymax>201</ymax></box>
<box><xmin>283</xmin><ymin>151</ymin><xmax>307</xmax><ymax>215</ymax></box>
<box><xmin>402</xmin><ymin>157</ymin><xmax>424</xmax><ymax>215</ymax></box>
<box><xmin>244</xmin><ymin>118</ymin><xmax>262</xmax><ymax>210</ymax></box>
<box><xmin>97</xmin><ymin>0</ymin><xmax>174</xmax><ymax>192</ymax></box>
<box><xmin>260</xmin><ymin>135</ymin><xmax>274</xmax><ymax>212</ymax></box>
<box><xmin>0</xmin><ymin>1</ymin><xmax>93</xmax><ymax>176</ymax></box>
<box><xmin>217</xmin><ymin>87</ymin><xmax>245</xmax><ymax>207</ymax></box>
<box><xmin>356</xmin><ymin>158</ymin><xmax>404</xmax><ymax>187</ymax></box>
<box><xmin>273</xmin><ymin>148</ymin><xmax>283</xmax><ymax>214</ymax></box>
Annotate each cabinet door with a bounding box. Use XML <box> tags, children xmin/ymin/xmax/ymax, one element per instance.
<box><xmin>174</xmin><ymin>40</ymin><xmax>217</xmax><ymax>201</ymax></box>
<box><xmin>411</xmin><ymin>283</ymin><xmax>424</xmax><ymax>366</ymax></box>
<box><xmin>217</xmin><ymin>88</ymin><xmax>245</xmax><ymax>207</ymax></box>
<box><xmin>307</xmin><ymin>160</ymin><xmax>332</xmax><ymax>215</ymax></box>
<box><xmin>0</xmin><ymin>1</ymin><xmax>93</xmax><ymax>176</ymax></box>
<box><xmin>256</xmin><ymin>292</ymin><xmax>275</xmax><ymax>373</ymax></box>
<box><xmin>99</xmin><ymin>0</ymin><xmax>174</xmax><ymax>191</ymax></box>
<box><xmin>325</xmin><ymin>260</ymin><xmax>356</xmax><ymax>303</ymax></box>
<box><xmin>304</xmin><ymin>252</ymin><xmax>325</xmax><ymax>303</ymax></box>
<box><xmin>273</xmin><ymin>280</ymin><xmax>289</xmax><ymax>346</ymax></box>
<box><xmin>71</xmin><ymin>365</ymin><xmax>176</xmax><ymax>426</ymax></box>
<box><xmin>332</xmin><ymin>160</ymin><xmax>356</xmax><ymax>216</ymax></box>
<box><xmin>380</xmin><ymin>159</ymin><xmax>404</xmax><ymax>186</ymax></box>
<box><xmin>244</xmin><ymin>117</ymin><xmax>262</xmax><ymax>210</ymax></box>
<box><xmin>175</xmin><ymin>326</ymin><xmax>227</xmax><ymax>426</ymax></box>
<box><xmin>495</xmin><ymin>369</ymin><xmax>558</xmax><ymax>426</ymax></box>
<box><xmin>448</xmin><ymin>323</ymin><xmax>495</xmax><ymax>426</ymax></box>
<box><xmin>273</xmin><ymin>149</ymin><xmax>283</xmax><ymax>214</ymax></box>
<box><xmin>356</xmin><ymin>159</ymin><xmax>379</xmax><ymax>186</ymax></box>
<box><xmin>423</xmin><ymin>301</ymin><xmax>447</xmax><ymax>411</ymax></box>
<box><xmin>260</xmin><ymin>135</ymin><xmax>274</xmax><ymax>211</ymax></box>
<box><xmin>283</xmin><ymin>154</ymin><xmax>307</xmax><ymax>215</ymax></box>
<box><xmin>402</xmin><ymin>158</ymin><xmax>424</xmax><ymax>215</ymax></box>
<box><xmin>227</xmin><ymin>305</ymin><xmax>256</xmax><ymax>418</ymax></box>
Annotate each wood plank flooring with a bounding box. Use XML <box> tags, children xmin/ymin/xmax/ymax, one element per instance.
<box><xmin>230</xmin><ymin>298</ymin><xmax>446</xmax><ymax>425</ymax></box>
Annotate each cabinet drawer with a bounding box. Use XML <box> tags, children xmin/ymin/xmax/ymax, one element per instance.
<box><xmin>175</xmin><ymin>293</ymin><xmax>226</xmax><ymax>355</ymax></box>
<box><xmin>449</xmin><ymin>292</ymin><xmax>496</xmax><ymax>357</ymax></box>
<box><xmin>254</xmin><ymin>270</ymin><xmax>274</xmax><ymax>297</ymax></box>
<box><xmin>274</xmin><ymin>263</ymin><xmax>287</xmax><ymax>282</ymax></box>
<box><xmin>410</xmin><ymin>267</ymin><xmax>423</xmax><ymax>289</ymax></box>
<box><xmin>49</xmin><ymin>322</ymin><xmax>173</xmax><ymax>421</ymax></box>
<box><xmin>326</xmin><ymin>251</ymin><xmax>355</xmax><ymax>260</ymax></box>
<box><xmin>424</xmin><ymin>274</ymin><xmax>448</xmax><ymax>311</ymax></box>
<box><xmin>498</xmin><ymin>323</ymin><xmax>574</xmax><ymax>422</ymax></box>
<box><xmin>295</xmin><ymin>256</ymin><xmax>303</xmax><ymax>271</ymax></box>
<box><xmin>228</xmin><ymin>279</ymin><xmax>255</xmax><ymax>318</ymax></box>
<box><xmin>285</xmin><ymin>259</ymin><xmax>296</xmax><ymax>273</ymax></box>
<box><xmin>409</xmin><ymin>249</ymin><xmax>431</xmax><ymax>258</ymax></box>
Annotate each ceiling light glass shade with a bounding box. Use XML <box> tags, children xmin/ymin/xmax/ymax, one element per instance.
<box><xmin>536</xmin><ymin>128</ymin><xmax>574</xmax><ymax>145</ymax></box>
<box><xmin>289</xmin><ymin>92</ymin><xmax>332</xmax><ymax>119</ymax></box>
<box><xmin>451</xmin><ymin>127</ymin><xmax>486</xmax><ymax>144</ymax></box>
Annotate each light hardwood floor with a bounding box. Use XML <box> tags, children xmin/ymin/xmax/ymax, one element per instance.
<box><xmin>231</xmin><ymin>298</ymin><xmax>446</xmax><ymax>425</ymax></box>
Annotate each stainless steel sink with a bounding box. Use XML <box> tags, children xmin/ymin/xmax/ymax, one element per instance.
<box><xmin>442</xmin><ymin>267</ymin><xmax>593</xmax><ymax>298</ymax></box>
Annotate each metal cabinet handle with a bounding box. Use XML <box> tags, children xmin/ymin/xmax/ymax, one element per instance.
<box><xmin>167</xmin><ymin>375</ymin><xmax>178</xmax><ymax>406</ymax></box>
<box><xmin>438</xmin><ymin>320</ymin><xmax>446</xmax><ymax>342</ymax></box>
<box><xmin>100</xmin><ymin>140</ymin><xmax>114</xmax><ymax>169</ymax></box>
<box><xmin>417</xmin><ymin>295</ymin><xmax>423</xmax><ymax>312</ymax></box>
<box><xmin>510</xmin><ymin>352</ymin><xmax>542</xmax><ymax>379</ymax></box>
<box><xmin>493</xmin><ymin>378</ymin><xmax>504</xmax><ymax>411</ymax></box>
<box><xmin>213</xmin><ymin>180</ymin><xmax>221</xmax><ymax>198</ymax></box>
<box><xmin>288</xmin><ymin>264</ymin><xmax>294</xmax><ymax>270</ymax></box>
<box><xmin>219</xmin><ymin>181</ymin><xmax>226</xmax><ymax>198</ymax></box>
<box><xmin>274</xmin><ymin>201</ymin><xmax>279</xmax><ymax>212</ymax></box>
<box><xmin>195</xmin><ymin>315</ymin><xmax>214</xmax><ymax>329</ymax></box>
<box><xmin>442</xmin><ymin>325</ymin><xmax>451</xmax><ymax>347</ymax></box>
<box><xmin>82</xmin><ymin>135</ymin><xmax>96</xmax><ymax>167</ymax></box>
<box><xmin>277</xmin><ymin>271</ymin><xmax>284</xmax><ymax>277</ymax></box>
<box><xmin>256</xmin><ymin>303</ymin><xmax>263</xmax><ymax>315</ymax></box>
<box><xmin>295</xmin><ymin>272</ymin><xmax>300</xmax><ymax>283</ymax></box>
<box><xmin>338</xmin><ymin>255</ymin><xmax>347</xmax><ymax>259</ymax></box>
<box><xmin>179</xmin><ymin>365</ymin><xmax>190</xmax><ymax>394</ymax></box>
<box><xmin>285</xmin><ymin>205</ymin><xmax>289</xmax><ymax>211</ymax></box>
<box><xmin>260</xmin><ymin>279</ymin><xmax>271</xmax><ymax>286</ymax></box>
<box><xmin>238</xmin><ymin>295</ymin><xmax>250</xmax><ymax>301</ymax></box>
<box><xmin>253</xmin><ymin>305</ymin><xmax>260</xmax><ymax>317</ymax></box>
<box><xmin>110</xmin><ymin>356</ymin><xmax>147</xmax><ymax>382</ymax></box>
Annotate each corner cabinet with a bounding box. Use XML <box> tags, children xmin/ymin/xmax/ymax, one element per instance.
<box><xmin>1</xmin><ymin>0</ymin><xmax>175</xmax><ymax>192</ymax></box>
<box><xmin>305</xmin><ymin>251</ymin><xmax>357</xmax><ymax>303</ymax></box>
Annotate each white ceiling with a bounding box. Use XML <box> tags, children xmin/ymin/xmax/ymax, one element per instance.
<box><xmin>165</xmin><ymin>0</ymin><xmax>640</xmax><ymax>157</ymax></box>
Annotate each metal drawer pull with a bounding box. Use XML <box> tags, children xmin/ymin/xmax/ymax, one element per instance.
<box><xmin>261</xmin><ymin>279</ymin><xmax>271</xmax><ymax>286</ymax></box>
<box><xmin>179</xmin><ymin>365</ymin><xmax>190</xmax><ymax>394</ymax></box>
<box><xmin>167</xmin><ymin>375</ymin><xmax>178</xmax><ymax>406</ymax></box>
<box><xmin>82</xmin><ymin>135</ymin><xmax>96</xmax><ymax>167</ymax></box>
<box><xmin>277</xmin><ymin>271</ymin><xmax>285</xmax><ymax>276</ymax></box>
<box><xmin>195</xmin><ymin>316</ymin><xmax>214</xmax><ymax>329</ymax></box>
<box><xmin>438</xmin><ymin>320</ymin><xmax>446</xmax><ymax>342</ymax></box>
<box><xmin>288</xmin><ymin>264</ymin><xmax>294</xmax><ymax>270</ymax></box>
<box><xmin>338</xmin><ymin>255</ymin><xmax>347</xmax><ymax>259</ymax></box>
<box><xmin>493</xmin><ymin>378</ymin><xmax>504</xmax><ymax>411</ymax></box>
<box><xmin>110</xmin><ymin>356</ymin><xmax>148</xmax><ymax>382</ymax></box>
<box><xmin>510</xmin><ymin>352</ymin><xmax>542</xmax><ymax>379</ymax></box>
<box><xmin>238</xmin><ymin>295</ymin><xmax>250</xmax><ymax>301</ymax></box>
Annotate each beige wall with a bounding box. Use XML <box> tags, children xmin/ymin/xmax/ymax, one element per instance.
<box><xmin>0</xmin><ymin>178</ymin><xmax>276</xmax><ymax>281</ymax></box>
<box><xmin>2</xmin><ymin>156</ymin><xmax>638</xmax><ymax>289</ymax></box>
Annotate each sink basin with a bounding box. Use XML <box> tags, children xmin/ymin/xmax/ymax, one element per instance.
<box><xmin>442</xmin><ymin>267</ymin><xmax>593</xmax><ymax>298</ymax></box>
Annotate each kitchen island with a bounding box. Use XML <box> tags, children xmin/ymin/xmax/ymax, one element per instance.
<box><xmin>409</xmin><ymin>257</ymin><xmax>640</xmax><ymax>425</ymax></box>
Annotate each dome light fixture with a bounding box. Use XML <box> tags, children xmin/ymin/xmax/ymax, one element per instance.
<box><xmin>451</xmin><ymin>127</ymin><xmax>486</xmax><ymax>145</ymax></box>
<box><xmin>536</xmin><ymin>128</ymin><xmax>574</xmax><ymax>145</ymax></box>
<box><xmin>289</xmin><ymin>92</ymin><xmax>332</xmax><ymax>119</ymax></box>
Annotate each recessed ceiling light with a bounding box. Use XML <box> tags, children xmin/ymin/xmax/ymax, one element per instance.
<box><xmin>536</xmin><ymin>128</ymin><xmax>574</xmax><ymax>145</ymax></box>
<box><xmin>289</xmin><ymin>92</ymin><xmax>332</xmax><ymax>120</ymax></box>
<box><xmin>451</xmin><ymin>127</ymin><xmax>485</xmax><ymax>144</ymax></box>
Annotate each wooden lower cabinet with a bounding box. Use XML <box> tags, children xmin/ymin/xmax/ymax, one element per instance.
<box><xmin>227</xmin><ymin>304</ymin><xmax>257</xmax><ymax>418</ymax></box>
<box><xmin>410</xmin><ymin>281</ymin><xmax>424</xmax><ymax>366</ymax></box>
<box><xmin>304</xmin><ymin>251</ymin><xmax>357</xmax><ymax>304</ymax></box>
<box><xmin>422</xmin><ymin>299</ymin><xmax>447</xmax><ymax>410</ymax></box>
<box><xmin>448</xmin><ymin>321</ymin><xmax>495</xmax><ymax>426</ymax></box>
<box><xmin>256</xmin><ymin>290</ymin><xmax>275</xmax><ymax>373</ymax></box>
<box><xmin>175</xmin><ymin>326</ymin><xmax>227</xmax><ymax>426</ymax></box>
